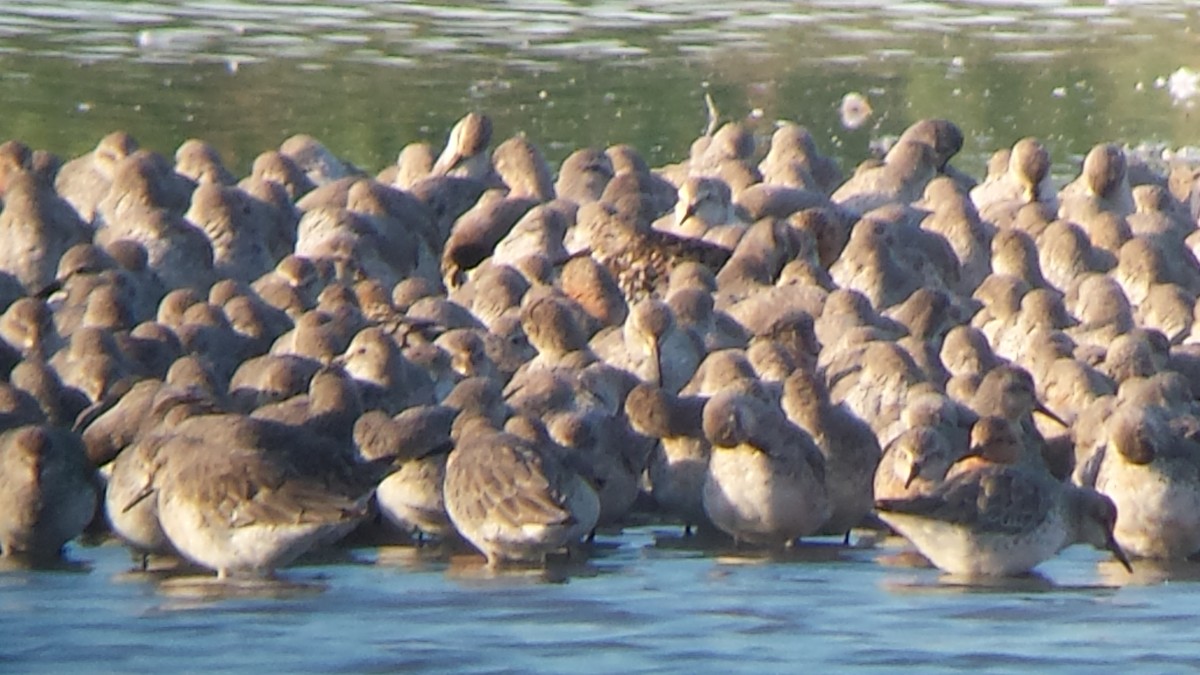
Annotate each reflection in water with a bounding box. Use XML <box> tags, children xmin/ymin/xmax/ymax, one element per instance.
<box><xmin>0</xmin><ymin>555</ymin><xmax>92</xmax><ymax>574</ymax></box>
<box><xmin>1097</xmin><ymin>557</ymin><xmax>1200</xmax><ymax>587</ymax></box>
<box><xmin>155</xmin><ymin>575</ymin><xmax>330</xmax><ymax>604</ymax></box>
<box><xmin>1</xmin><ymin>533</ymin><xmax>1199</xmax><ymax>670</ymax></box>
<box><xmin>878</xmin><ymin>569</ymin><xmax>1125</xmax><ymax>596</ymax></box>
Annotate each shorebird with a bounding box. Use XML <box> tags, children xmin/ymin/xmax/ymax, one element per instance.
<box><xmin>971</xmin><ymin>272</ymin><xmax>1029</xmax><ymax>344</ymax></box>
<box><xmin>0</xmin><ymin>424</ymin><xmax>96</xmax><ymax>562</ymax></box>
<box><xmin>555</xmin><ymin>147</ymin><xmax>613</xmax><ymax>205</ymax></box>
<box><xmin>0</xmin><ymin>139</ymin><xmax>32</xmax><ymax>200</ymax></box>
<box><xmin>667</xmin><ymin>286</ymin><xmax>747</xmax><ymax>352</ymax></box>
<box><xmin>442</xmin><ymin>419</ymin><xmax>599</xmax><ymax>566</ymax></box>
<box><xmin>720</xmin><ymin>214</ymin><xmax>812</xmax><ymax>290</ymax></box>
<box><xmin>441</xmin><ymin>189</ymin><xmax>538</xmax><ymax>287</ymax></box>
<box><xmin>876</xmin><ymin>421</ymin><xmax>1132</xmax><ymax>577</ymax></box>
<box><xmin>1095</xmin><ymin>330</ymin><xmax>1162</xmax><ymax>385</ymax></box>
<box><xmin>247</xmin><ymin>149</ymin><xmax>315</xmax><ymax>201</ymax></box>
<box><xmin>221</xmin><ymin>288</ymin><xmax>293</xmax><ymax>354</ymax></box>
<box><xmin>336</xmin><ymin>326</ymin><xmax>435</xmax><ymax>414</ymax></box>
<box><xmin>542</xmin><ymin>404</ymin><xmax>642</xmax><ymax>528</ymax></box>
<box><xmin>826</xmin><ymin>339</ymin><xmax>927</xmax><ymax>443</ymax></box>
<box><xmin>558</xmin><ymin>254</ymin><xmax>628</xmax><ymax>331</ymax></box>
<box><xmin>225</xmin><ymin>178</ymin><xmax>291</xmax><ymax>265</ymax></box>
<box><xmin>783</xmin><ymin>207</ymin><xmax>848</xmax><ymax>271</ymax></box>
<box><xmin>250</xmin><ymin>255</ymin><xmax>322</xmax><ymax>317</ymax></box>
<box><xmin>451</xmin><ymin>263</ymin><xmax>527</xmax><ymax>330</ymax></box>
<box><xmin>93</xmin><ymin>158</ymin><xmax>216</xmax><ymax>291</ymax></box>
<box><xmin>175</xmin><ymin>138</ymin><xmax>236</xmax><ymax>186</ymax></box>
<box><xmin>832</xmin><ymin>139</ymin><xmax>938</xmax><ymax>216</ymax></box>
<box><xmin>55</xmin><ymin>131</ymin><xmax>139</xmax><ymax>225</ymax></box>
<box><xmin>758</xmin><ymin>122</ymin><xmax>842</xmax><ymax>194</ymax></box>
<box><xmin>1091</xmin><ymin>404</ymin><xmax>1200</xmax><ymax>559</ymax></box>
<box><xmin>0</xmin><ymin>170</ymin><xmax>90</xmax><ymax>294</ymax></box>
<box><xmin>1035</xmin><ymin>355</ymin><xmax>1114</xmax><ymax>433</ymax></box>
<box><xmin>1079</xmin><ymin>208</ymin><xmax>1133</xmax><ymax>268</ymax></box>
<box><xmin>0</xmin><ymin>382</ymin><xmax>45</xmax><ymax>433</ymax></box>
<box><xmin>701</xmin><ymin>389</ymin><xmax>830</xmax><ymax>547</ymax></box>
<box><xmin>489</xmin><ymin>203</ymin><xmax>572</xmax><ymax>269</ymax></box>
<box><xmin>10</xmin><ymin>358</ymin><xmax>87</xmax><ymax>429</ymax></box>
<box><xmin>566</xmin><ymin>194</ymin><xmax>730</xmax><ymax>303</ymax></box>
<box><xmin>624</xmin><ymin>382</ymin><xmax>712</xmax><ymax>533</ymax></box>
<box><xmin>515</xmin><ymin>292</ymin><xmax>595</xmax><ymax>376</ymax></box>
<box><xmin>606</xmin><ymin>143</ymin><xmax>678</xmax><ymax>215</ymax></box>
<box><xmin>49</xmin><ymin>326</ymin><xmax>138</xmax><ymax>404</ymax></box>
<box><xmin>991</xmin><ymin>228</ymin><xmax>1050</xmax><ymax>291</ymax></box>
<box><xmin>95</xmin><ymin>148</ymin><xmax>193</xmax><ymax>224</ymax></box>
<box><xmin>896</xmin><ymin>118</ymin><xmax>973</xmax><ymax>189</ymax></box>
<box><xmin>185</xmin><ymin>182</ymin><xmax>276</xmax><ymax>284</ymax></box>
<box><xmin>663</xmin><ymin>176</ymin><xmax>747</xmax><ymax>248</ymax></box>
<box><xmin>815</xmin><ymin>287</ymin><xmax>901</xmax><ymax>349</ymax></box>
<box><xmin>251</xmin><ymin>365</ymin><xmax>364</xmax><ymax>445</ymax></box>
<box><xmin>1138</xmin><ymin>282</ymin><xmax>1195</xmax><ymax>344</ymax></box>
<box><xmin>590</xmin><ymin>297</ymin><xmax>702</xmax><ymax>393</ymax></box>
<box><xmin>1066</xmin><ymin>272</ymin><xmax>1136</xmax><ymax>349</ymax></box>
<box><xmin>105</xmin><ymin>417</ymin><xmax>193</xmax><ymax>561</ymax></box>
<box><xmin>944</xmin><ymin>416</ymin><xmax>1023</xmax><ymax>476</ymax></box>
<box><xmin>142</xmin><ymin>413</ymin><xmax>385</xmax><ymax>578</ymax></box>
<box><xmin>680</xmin><ymin>348</ymin><xmax>760</xmax><ymax>398</ymax></box>
<box><xmin>1036</xmin><ymin>220</ymin><xmax>1102</xmax><ymax>293</ymax></box>
<box><xmin>227</xmin><ymin>354</ymin><xmax>318</xmax><ymax>412</ymax></box>
<box><xmin>990</xmin><ymin>288</ymin><xmax>1077</xmax><ymax>364</ymax></box>
<box><xmin>492</xmin><ymin>134</ymin><xmax>556</xmax><ymax>202</ymax></box>
<box><xmin>971</xmin><ymin>137</ymin><xmax>1057</xmax><ymax>225</ymax></box>
<box><xmin>269</xmin><ymin>309</ymin><xmax>351</xmax><ymax>365</ymax></box>
<box><xmin>685</xmin><ymin>121</ymin><xmax>762</xmax><ymax>193</ymax></box>
<box><xmin>1112</xmin><ymin>236</ymin><xmax>1172</xmax><ymax>308</ymax></box>
<box><xmin>0</xmin><ymin>297</ymin><xmax>58</xmax><ymax>360</ymax></box>
<box><xmin>356</xmin><ymin>406</ymin><xmax>458</xmax><ymax>540</ymax></box>
<box><xmin>874</xmin><ymin>425</ymin><xmax>960</xmax><ymax>501</ymax></box>
<box><xmin>829</xmin><ymin>216</ymin><xmax>924</xmax><ymax>311</ymax></box>
<box><xmin>434</xmin><ymin>328</ymin><xmax>500</xmax><ymax>384</ymax></box>
<box><xmin>782</xmin><ymin>368</ymin><xmax>881</xmax><ymax>538</ymax></box>
<box><xmin>432</xmin><ymin>112</ymin><xmax>498</xmax><ymax>184</ymax></box>
<box><xmin>293</xmin><ymin>204</ymin><xmax>412</xmax><ymax>291</ymax></box>
<box><xmin>970</xmin><ymin>364</ymin><xmax>1065</xmax><ymax>467</ymax></box>
<box><xmin>1127</xmin><ymin>183</ymin><xmax>1193</xmax><ymax>241</ymax></box>
<box><xmin>77</xmin><ymin>376</ymin><xmax>162</xmax><ymax>465</ymax></box>
<box><xmin>279</xmin><ymin>134</ymin><xmax>356</xmax><ymax>187</ymax></box>
<box><xmin>885</xmin><ymin>286</ymin><xmax>958</xmax><ymax>344</ymax></box>
<box><xmin>376</xmin><ymin>141</ymin><xmax>430</xmax><ymax>189</ymax></box>
<box><xmin>919</xmin><ymin>176</ymin><xmax>993</xmax><ymax>293</ymax></box>
<box><xmin>1059</xmin><ymin>143</ymin><xmax>1135</xmax><ymax>221</ymax></box>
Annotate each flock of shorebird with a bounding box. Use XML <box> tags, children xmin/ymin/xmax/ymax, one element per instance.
<box><xmin>2</xmin><ymin>108</ymin><xmax>1200</xmax><ymax>581</ymax></box>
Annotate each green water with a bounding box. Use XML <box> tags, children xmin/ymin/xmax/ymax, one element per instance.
<box><xmin>1</xmin><ymin>1</ymin><xmax>1198</xmax><ymax>178</ymax></box>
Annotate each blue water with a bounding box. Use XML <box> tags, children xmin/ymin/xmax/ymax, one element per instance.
<box><xmin>3</xmin><ymin>530</ymin><xmax>1193</xmax><ymax>672</ymax></box>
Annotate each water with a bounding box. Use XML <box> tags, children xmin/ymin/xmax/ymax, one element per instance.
<box><xmin>5</xmin><ymin>1</ymin><xmax>1200</xmax><ymax>670</ymax></box>
<box><xmin>3</xmin><ymin>531</ymin><xmax>1187</xmax><ymax>673</ymax></box>
<box><xmin>0</xmin><ymin>1</ymin><xmax>1198</xmax><ymax>176</ymax></box>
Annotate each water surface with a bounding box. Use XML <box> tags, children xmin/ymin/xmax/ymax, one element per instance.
<box><xmin>0</xmin><ymin>0</ymin><xmax>1198</xmax><ymax>176</ymax></box>
<box><xmin>2</xmin><ymin>530</ymin><xmax>1188</xmax><ymax>673</ymax></box>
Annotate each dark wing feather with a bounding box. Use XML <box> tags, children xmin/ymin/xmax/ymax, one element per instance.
<box><xmin>877</xmin><ymin>465</ymin><xmax>1054</xmax><ymax>534</ymax></box>
<box><xmin>451</xmin><ymin>435</ymin><xmax>573</xmax><ymax>529</ymax></box>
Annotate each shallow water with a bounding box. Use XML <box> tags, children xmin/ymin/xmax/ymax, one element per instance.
<box><xmin>6</xmin><ymin>1</ymin><xmax>1200</xmax><ymax>670</ymax></box>
<box><xmin>5</xmin><ymin>530</ymin><xmax>1193</xmax><ymax>673</ymax></box>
